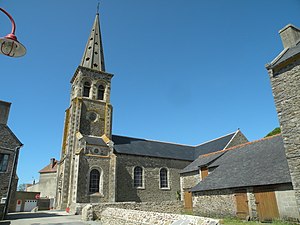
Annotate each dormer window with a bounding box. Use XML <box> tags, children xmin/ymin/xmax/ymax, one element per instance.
<box><xmin>97</xmin><ymin>85</ymin><xmax>105</xmax><ymax>100</ymax></box>
<box><xmin>83</xmin><ymin>81</ymin><xmax>91</xmax><ymax>97</ymax></box>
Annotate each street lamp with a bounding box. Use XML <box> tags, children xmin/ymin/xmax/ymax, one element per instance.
<box><xmin>0</xmin><ymin>8</ymin><xmax>26</xmax><ymax>57</ymax></box>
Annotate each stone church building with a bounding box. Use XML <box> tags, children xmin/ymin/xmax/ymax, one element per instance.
<box><xmin>53</xmin><ymin>10</ymin><xmax>300</xmax><ymax>221</ymax></box>
<box><xmin>55</xmin><ymin>13</ymin><xmax>248</xmax><ymax>211</ymax></box>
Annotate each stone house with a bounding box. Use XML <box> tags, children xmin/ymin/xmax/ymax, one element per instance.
<box><xmin>180</xmin><ymin>23</ymin><xmax>300</xmax><ymax>222</ymax></box>
<box><xmin>26</xmin><ymin>158</ymin><xmax>59</xmax><ymax>208</ymax></box>
<box><xmin>182</xmin><ymin>134</ymin><xmax>299</xmax><ymax>221</ymax></box>
<box><xmin>0</xmin><ymin>100</ymin><xmax>23</xmax><ymax>219</ymax></box>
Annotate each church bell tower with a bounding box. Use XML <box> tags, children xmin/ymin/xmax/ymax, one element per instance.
<box><xmin>56</xmin><ymin>11</ymin><xmax>116</xmax><ymax>211</ymax></box>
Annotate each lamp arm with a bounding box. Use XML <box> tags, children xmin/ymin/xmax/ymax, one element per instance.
<box><xmin>0</xmin><ymin>8</ymin><xmax>16</xmax><ymax>35</ymax></box>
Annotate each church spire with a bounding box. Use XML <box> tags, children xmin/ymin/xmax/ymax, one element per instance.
<box><xmin>80</xmin><ymin>12</ymin><xmax>105</xmax><ymax>72</ymax></box>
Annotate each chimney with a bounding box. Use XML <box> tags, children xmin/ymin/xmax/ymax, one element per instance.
<box><xmin>0</xmin><ymin>100</ymin><xmax>11</xmax><ymax>125</ymax></box>
<box><xmin>279</xmin><ymin>24</ymin><xmax>300</xmax><ymax>49</ymax></box>
<box><xmin>50</xmin><ymin>158</ymin><xmax>55</xmax><ymax>168</ymax></box>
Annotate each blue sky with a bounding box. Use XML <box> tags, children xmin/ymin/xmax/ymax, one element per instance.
<box><xmin>1</xmin><ymin>0</ymin><xmax>300</xmax><ymax>185</ymax></box>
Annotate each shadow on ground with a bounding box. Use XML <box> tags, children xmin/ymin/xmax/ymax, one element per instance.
<box><xmin>0</xmin><ymin>221</ymin><xmax>10</xmax><ymax>225</ymax></box>
<box><xmin>6</xmin><ymin>212</ymin><xmax>63</xmax><ymax>220</ymax></box>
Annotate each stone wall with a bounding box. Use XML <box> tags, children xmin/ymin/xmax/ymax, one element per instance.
<box><xmin>35</xmin><ymin>173</ymin><xmax>57</xmax><ymax>198</ymax></box>
<box><xmin>181</xmin><ymin>171</ymin><xmax>200</xmax><ymax>200</ymax></box>
<box><xmin>76</xmin><ymin>154</ymin><xmax>111</xmax><ymax>203</ymax></box>
<box><xmin>99</xmin><ymin>207</ymin><xmax>219</xmax><ymax>225</ymax></box>
<box><xmin>81</xmin><ymin>201</ymin><xmax>220</xmax><ymax>224</ymax></box>
<box><xmin>275</xmin><ymin>184</ymin><xmax>300</xmax><ymax>220</ymax></box>
<box><xmin>192</xmin><ymin>185</ymin><xmax>300</xmax><ymax>221</ymax></box>
<box><xmin>116</xmin><ymin>154</ymin><xmax>191</xmax><ymax>202</ymax></box>
<box><xmin>8</xmin><ymin>176</ymin><xmax>18</xmax><ymax>212</ymax></box>
<box><xmin>193</xmin><ymin>189</ymin><xmax>236</xmax><ymax>217</ymax></box>
<box><xmin>0</xmin><ymin>203</ymin><xmax>4</xmax><ymax>220</ymax></box>
<box><xmin>0</xmin><ymin>147</ymin><xmax>15</xmax><ymax>201</ymax></box>
<box><xmin>86</xmin><ymin>201</ymin><xmax>184</xmax><ymax>219</ymax></box>
<box><xmin>268</xmin><ymin>58</ymin><xmax>300</xmax><ymax>214</ymax></box>
<box><xmin>225</xmin><ymin>130</ymin><xmax>248</xmax><ymax>149</ymax></box>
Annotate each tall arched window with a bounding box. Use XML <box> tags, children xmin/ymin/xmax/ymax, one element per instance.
<box><xmin>97</xmin><ymin>85</ymin><xmax>105</xmax><ymax>100</ymax></box>
<box><xmin>83</xmin><ymin>81</ymin><xmax>91</xmax><ymax>97</ymax></box>
<box><xmin>160</xmin><ymin>168</ymin><xmax>168</xmax><ymax>188</ymax></box>
<box><xmin>89</xmin><ymin>169</ymin><xmax>100</xmax><ymax>193</ymax></box>
<box><xmin>133</xmin><ymin>166</ymin><xmax>143</xmax><ymax>188</ymax></box>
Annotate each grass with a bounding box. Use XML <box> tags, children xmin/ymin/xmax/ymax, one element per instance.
<box><xmin>221</xmin><ymin>218</ymin><xmax>298</xmax><ymax>225</ymax></box>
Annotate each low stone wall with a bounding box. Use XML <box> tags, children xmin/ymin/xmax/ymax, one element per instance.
<box><xmin>100</xmin><ymin>207</ymin><xmax>219</xmax><ymax>225</ymax></box>
<box><xmin>193</xmin><ymin>189</ymin><xmax>236</xmax><ymax>217</ymax></box>
<box><xmin>81</xmin><ymin>200</ymin><xmax>184</xmax><ymax>220</ymax></box>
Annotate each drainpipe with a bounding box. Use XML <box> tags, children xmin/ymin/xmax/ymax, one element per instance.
<box><xmin>2</xmin><ymin>145</ymin><xmax>22</xmax><ymax>219</ymax></box>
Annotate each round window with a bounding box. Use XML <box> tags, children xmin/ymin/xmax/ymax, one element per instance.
<box><xmin>94</xmin><ymin>148</ymin><xmax>99</xmax><ymax>154</ymax></box>
<box><xmin>87</xmin><ymin>112</ymin><xmax>98</xmax><ymax>122</ymax></box>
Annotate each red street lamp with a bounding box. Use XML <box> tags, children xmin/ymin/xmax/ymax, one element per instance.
<box><xmin>0</xmin><ymin>8</ymin><xmax>26</xmax><ymax>57</ymax></box>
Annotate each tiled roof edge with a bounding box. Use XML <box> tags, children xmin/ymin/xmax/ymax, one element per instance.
<box><xmin>199</xmin><ymin>134</ymin><xmax>282</xmax><ymax>159</ymax></box>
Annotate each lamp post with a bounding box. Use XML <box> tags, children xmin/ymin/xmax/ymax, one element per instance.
<box><xmin>0</xmin><ymin>8</ymin><xmax>26</xmax><ymax>57</ymax></box>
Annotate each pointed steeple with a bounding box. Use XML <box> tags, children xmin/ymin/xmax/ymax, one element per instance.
<box><xmin>80</xmin><ymin>13</ymin><xmax>105</xmax><ymax>71</ymax></box>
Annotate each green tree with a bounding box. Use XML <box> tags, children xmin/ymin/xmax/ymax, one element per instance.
<box><xmin>265</xmin><ymin>127</ymin><xmax>281</xmax><ymax>137</ymax></box>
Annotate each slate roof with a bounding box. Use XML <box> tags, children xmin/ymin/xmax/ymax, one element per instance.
<box><xmin>194</xmin><ymin>131</ymin><xmax>236</xmax><ymax>158</ymax></box>
<box><xmin>190</xmin><ymin>135</ymin><xmax>291</xmax><ymax>192</ymax></box>
<box><xmin>39</xmin><ymin>159</ymin><xmax>59</xmax><ymax>173</ymax></box>
<box><xmin>0</xmin><ymin>124</ymin><xmax>23</xmax><ymax>149</ymax></box>
<box><xmin>180</xmin><ymin>152</ymin><xmax>225</xmax><ymax>174</ymax></box>
<box><xmin>76</xmin><ymin>131</ymin><xmax>239</xmax><ymax>161</ymax></box>
<box><xmin>112</xmin><ymin>131</ymin><xmax>238</xmax><ymax>161</ymax></box>
<box><xmin>82</xmin><ymin>135</ymin><xmax>107</xmax><ymax>146</ymax></box>
<box><xmin>112</xmin><ymin>135</ymin><xmax>195</xmax><ymax>161</ymax></box>
<box><xmin>266</xmin><ymin>40</ymin><xmax>300</xmax><ymax>69</ymax></box>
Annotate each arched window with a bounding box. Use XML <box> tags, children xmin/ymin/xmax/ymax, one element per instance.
<box><xmin>89</xmin><ymin>169</ymin><xmax>100</xmax><ymax>193</ymax></box>
<box><xmin>83</xmin><ymin>81</ymin><xmax>91</xmax><ymax>97</ymax></box>
<box><xmin>160</xmin><ymin>168</ymin><xmax>168</xmax><ymax>188</ymax></box>
<box><xmin>97</xmin><ymin>85</ymin><xmax>105</xmax><ymax>100</ymax></box>
<box><xmin>133</xmin><ymin>166</ymin><xmax>143</xmax><ymax>188</ymax></box>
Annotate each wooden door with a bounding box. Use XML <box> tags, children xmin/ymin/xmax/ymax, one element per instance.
<box><xmin>254</xmin><ymin>190</ymin><xmax>279</xmax><ymax>221</ymax></box>
<box><xmin>184</xmin><ymin>191</ymin><xmax>193</xmax><ymax>210</ymax></box>
<box><xmin>235</xmin><ymin>191</ymin><xmax>249</xmax><ymax>219</ymax></box>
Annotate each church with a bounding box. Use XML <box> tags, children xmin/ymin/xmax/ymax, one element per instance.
<box><xmin>52</xmin><ymin>9</ymin><xmax>300</xmax><ymax>221</ymax></box>
<box><xmin>55</xmin><ymin>12</ymin><xmax>248</xmax><ymax>211</ymax></box>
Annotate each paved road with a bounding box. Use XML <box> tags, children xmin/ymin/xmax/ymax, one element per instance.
<box><xmin>0</xmin><ymin>210</ymin><xmax>102</xmax><ymax>225</ymax></box>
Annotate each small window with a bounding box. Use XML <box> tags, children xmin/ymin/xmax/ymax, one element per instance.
<box><xmin>133</xmin><ymin>166</ymin><xmax>143</xmax><ymax>188</ymax></box>
<box><xmin>97</xmin><ymin>85</ymin><xmax>105</xmax><ymax>100</ymax></box>
<box><xmin>160</xmin><ymin>168</ymin><xmax>168</xmax><ymax>188</ymax></box>
<box><xmin>201</xmin><ymin>166</ymin><xmax>208</xmax><ymax>180</ymax></box>
<box><xmin>0</xmin><ymin>154</ymin><xmax>9</xmax><ymax>172</ymax></box>
<box><xmin>89</xmin><ymin>169</ymin><xmax>100</xmax><ymax>193</ymax></box>
<box><xmin>83</xmin><ymin>81</ymin><xmax>91</xmax><ymax>97</ymax></box>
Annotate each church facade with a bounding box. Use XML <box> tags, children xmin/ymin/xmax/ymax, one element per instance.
<box><xmin>55</xmin><ymin>13</ymin><xmax>248</xmax><ymax>211</ymax></box>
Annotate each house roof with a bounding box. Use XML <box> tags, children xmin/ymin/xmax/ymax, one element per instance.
<box><xmin>0</xmin><ymin>124</ymin><xmax>23</xmax><ymax>150</ymax></box>
<box><xmin>191</xmin><ymin>135</ymin><xmax>291</xmax><ymax>192</ymax></box>
<box><xmin>112</xmin><ymin>135</ymin><xmax>195</xmax><ymax>161</ymax></box>
<box><xmin>82</xmin><ymin>135</ymin><xmax>107</xmax><ymax>146</ymax></box>
<box><xmin>266</xmin><ymin>40</ymin><xmax>300</xmax><ymax>69</ymax></box>
<box><xmin>39</xmin><ymin>159</ymin><xmax>59</xmax><ymax>173</ymax></box>
<box><xmin>194</xmin><ymin>131</ymin><xmax>236</xmax><ymax>158</ymax></box>
<box><xmin>180</xmin><ymin>152</ymin><xmax>225</xmax><ymax>174</ymax></box>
